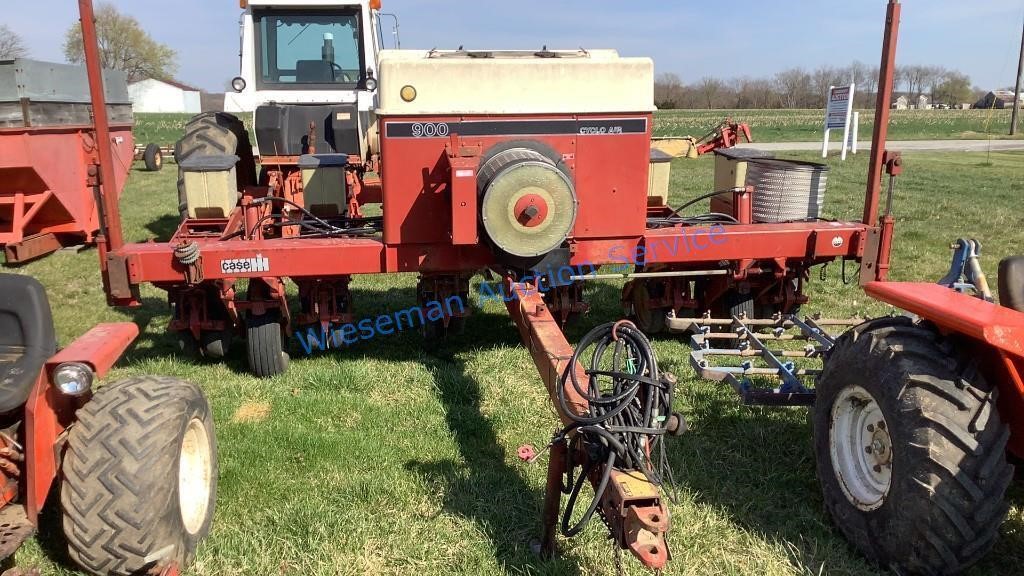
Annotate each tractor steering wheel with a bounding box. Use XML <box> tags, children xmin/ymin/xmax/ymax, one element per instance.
<box><xmin>330</xmin><ymin>63</ymin><xmax>354</xmax><ymax>83</ymax></box>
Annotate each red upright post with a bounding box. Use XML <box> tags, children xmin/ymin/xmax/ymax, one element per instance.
<box><xmin>863</xmin><ymin>0</ymin><xmax>901</xmax><ymax>227</ymax></box>
<box><xmin>78</xmin><ymin>0</ymin><xmax>124</xmax><ymax>253</ymax></box>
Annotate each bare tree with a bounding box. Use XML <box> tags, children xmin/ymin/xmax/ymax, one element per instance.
<box><xmin>654</xmin><ymin>72</ymin><xmax>684</xmax><ymax>109</ymax></box>
<box><xmin>775</xmin><ymin>68</ymin><xmax>813</xmax><ymax>108</ymax></box>
<box><xmin>811</xmin><ymin>65</ymin><xmax>841</xmax><ymax>107</ymax></box>
<box><xmin>0</xmin><ymin>24</ymin><xmax>29</xmax><ymax>59</ymax></box>
<box><xmin>901</xmin><ymin>65</ymin><xmax>929</xmax><ymax>100</ymax></box>
<box><xmin>63</xmin><ymin>3</ymin><xmax>178</xmax><ymax>83</ymax></box>
<box><xmin>698</xmin><ymin>76</ymin><xmax>725</xmax><ymax>109</ymax></box>
<box><xmin>923</xmin><ymin>66</ymin><xmax>948</xmax><ymax>100</ymax></box>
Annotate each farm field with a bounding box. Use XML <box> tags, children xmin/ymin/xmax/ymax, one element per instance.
<box><xmin>654</xmin><ymin>108</ymin><xmax>1023</xmax><ymax>142</ymax></box>
<box><xmin>133</xmin><ymin>109</ymin><xmax>1023</xmax><ymax>147</ymax></box>
<box><xmin>8</xmin><ymin>151</ymin><xmax>1024</xmax><ymax>575</ymax></box>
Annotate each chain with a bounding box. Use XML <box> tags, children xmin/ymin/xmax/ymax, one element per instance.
<box><xmin>614</xmin><ymin>544</ymin><xmax>623</xmax><ymax>576</ymax></box>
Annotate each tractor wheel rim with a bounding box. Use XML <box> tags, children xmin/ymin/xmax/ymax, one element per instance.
<box><xmin>830</xmin><ymin>385</ymin><xmax>892</xmax><ymax>511</ymax></box>
<box><xmin>179</xmin><ymin>417</ymin><xmax>213</xmax><ymax>534</ymax></box>
<box><xmin>155</xmin><ymin>152</ymin><xmax>163</xmax><ymax>168</ymax></box>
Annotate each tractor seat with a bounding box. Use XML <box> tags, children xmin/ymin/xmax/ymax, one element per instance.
<box><xmin>0</xmin><ymin>275</ymin><xmax>57</xmax><ymax>414</ymax></box>
<box><xmin>999</xmin><ymin>256</ymin><xmax>1024</xmax><ymax>313</ymax></box>
<box><xmin>296</xmin><ymin>60</ymin><xmax>334</xmax><ymax>83</ymax></box>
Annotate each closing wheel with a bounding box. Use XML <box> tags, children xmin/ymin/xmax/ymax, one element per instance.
<box><xmin>143</xmin><ymin>143</ymin><xmax>163</xmax><ymax>172</ymax></box>
<box><xmin>246</xmin><ymin>312</ymin><xmax>289</xmax><ymax>377</ymax></box>
<box><xmin>61</xmin><ymin>376</ymin><xmax>217</xmax><ymax>576</ymax></box>
<box><xmin>814</xmin><ymin>316</ymin><xmax>1012</xmax><ymax>574</ymax></box>
<box><xmin>629</xmin><ymin>280</ymin><xmax>666</xmax><ymax>335</ymax></box>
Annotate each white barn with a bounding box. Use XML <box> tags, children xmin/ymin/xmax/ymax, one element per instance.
<box><xmin>128</xmin><ymin>78</ymin><xmax>202</xmax><ymax>113</ymax></box>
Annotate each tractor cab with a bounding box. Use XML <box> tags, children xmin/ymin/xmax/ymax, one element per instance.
<box><xmin>225</xmin><ymin>0</ymin><xmax>386</xmax><ymax>158</ymax></box>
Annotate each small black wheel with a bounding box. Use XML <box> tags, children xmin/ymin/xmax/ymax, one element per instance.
<box><xmin>143</xmin><ymin>143</ymin><xmax>163</xmax><ymax>172</ymax></box>
<box><xmin>200</xmin><ymin>330</ymin><xmax>232</xmax><ymax>359</ymax></box>
<box><xmin>628</xmin><ymin>280</ymin><xmax>666</xmax><ymax>335</ymax></box>
<box><xmin>814</xmin><ymin>316</ymin><xmax>1012</xmax><ymax>575</ymax></box>
<box><xmin>723</xmin><ymin>288</ymin><xmax>754</xmax><ymax>320</ymax></box>
<box><xmin>246</xmin><ymin>312</ymin><xmax>288</xmax><ymax>377</ymax></box>
<box><xmin>62</xmin><ymin>376</ymin><xmax>217</xmax><ymax>576</ymax></box>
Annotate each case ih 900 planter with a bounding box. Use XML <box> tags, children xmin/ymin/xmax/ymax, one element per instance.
<box><xmin>0</xmin><ymin>0</ymin><xmax>1003</xmax><ymax>574</ymax></box>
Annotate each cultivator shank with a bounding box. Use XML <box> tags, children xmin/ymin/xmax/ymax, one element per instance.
<box><xmin>688</xmin><ymin>314</ymin><xmax>864</xmax><ymax>405</ymax></box>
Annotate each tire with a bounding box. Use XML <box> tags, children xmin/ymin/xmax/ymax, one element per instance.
<box><xmin>724</xmin><ymin>289</ymin><xmax>754</xmax><ymax>319</ymax></box>
<box><xmin>813</xmin><ymin>316</ymin><xmax>1012</xmax><ymax>575</ymax></box>
<box><xmin>143</xmin><ymin>143</ymin><xmax>163</xmax><ymax>172</ymax></box>
<box><xmin>246</xmin><ymin>313</ymin><xmax>288</xmax><ymax>377</ymax></box>
<box><xmin>61</xmin><ymin>377</ymin><xmax>217</xmax><ymax>576</ymax></box>
<box><xmin>174</xmin><ymin>112</ymin><xmax>256</xmax><ymax>220</ymax></box>
<box><xmin>629</xmin><ymin>280</ymin><xmax>666</xmax><ymax>335</ymax></box>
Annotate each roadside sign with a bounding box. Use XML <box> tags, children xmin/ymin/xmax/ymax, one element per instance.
<box><xmin>822</xmin><ymin>84</ymin><xmax>856</xmax><ymax>160</ymax></box>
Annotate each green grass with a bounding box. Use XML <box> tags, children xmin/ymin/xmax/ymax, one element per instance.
<box><xmin>133</xmin><ymin>109</ymin><xmax>1023</xmax><ymax>147</ymax></box>
<box><xmin>654</xmin><ymin>109</ymin><xmax>1023</xmax><ymax>142</ymax></box>
<box><xmin>8</xmin><ymin>151</ymin><xmax>1024</xmax><ymax>575</ymax></box>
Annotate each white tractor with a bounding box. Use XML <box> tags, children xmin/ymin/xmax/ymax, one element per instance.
<box><xmin>224</xmin><ymin>0</ymin><xmax>386</xmax><ymax>158</ymax></box>
<box><xmin>173</xmin><ymin>0</ymin><xmax>389</xmax><ymax>220</ymax></box>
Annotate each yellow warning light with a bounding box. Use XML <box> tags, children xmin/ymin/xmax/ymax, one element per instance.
<box><xmin>400</xmin><ymin>85</ymin><xmax>417</xmax><ymax>103</ymax></box>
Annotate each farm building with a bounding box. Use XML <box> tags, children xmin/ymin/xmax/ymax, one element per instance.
<box><xmin>128</xmin><ymin>78</ymin><xmax>201</xmax><ymax>113</ymax></box>
<box><xmin>974</xmin><ymin>90</ymin><xmax>1023</xmax><ymax>110</ymax></box>
<box><xmin>892</xmin><ymin>95</ymin><xmax>909</xmax><ymax>110</ymax></box>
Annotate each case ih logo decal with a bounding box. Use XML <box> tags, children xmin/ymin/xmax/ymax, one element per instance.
<box><xmin>220</xmin><ymin>255</ymin><xmax>270</xmax><ymax>274</ymax></box>
<box><xmin>386</xmin><ymin>118</ymin><xmax>648</xmax><ymax>138</ymax></box>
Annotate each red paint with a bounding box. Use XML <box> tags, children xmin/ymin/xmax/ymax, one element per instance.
<box><xmin>864</xmin><ymin>282</ymin><xmax>1024</xmax><ymax>355</ymax></box>
<box><xmin>0</xmin><ymin>125</ymin><xmax>133</xmax><ymax>261</ymax></box>
<box><xmin>514</xmin><ymin>194</ymin><xmax>548</xmax><ymax>228</ymax></box>
<box><xmin>47</xmin><ymin>323</ymin><xmax>140</xmax><ymax>378</ymax></box>
<box><xmin>24</xmin><ymin>321</ymin><xmax>139</xmax><ymax>522</ymax></box>
<box><xmin>863</xmin><ymin>0</ymin><xmax>901</xmax><ymax>227</ymax></box>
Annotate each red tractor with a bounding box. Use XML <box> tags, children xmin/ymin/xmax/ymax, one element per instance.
<box><xmin>0</xmin><ymin>274</ymin><xmax>214</xmax><ymax>575</ymax></box>
<box><xmin>810</xmin><ymin>247</ymin><xmax>1024</xmax><ymax>575</ymax></box>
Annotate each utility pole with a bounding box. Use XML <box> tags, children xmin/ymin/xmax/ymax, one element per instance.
<box><xmin>1012</xmin><ymin>13</ymin><xmax>1024</xmax><ymax>135</ymax></box>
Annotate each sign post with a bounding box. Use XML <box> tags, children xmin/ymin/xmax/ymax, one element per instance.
<box><xmin>822</xmin><ymin>84</ymin><xmax>856</xmax><ymax>160</ymax></box>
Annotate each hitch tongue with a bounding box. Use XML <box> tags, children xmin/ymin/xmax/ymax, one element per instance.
<box><xmin>625</xmin><ymin>504</ymin><xmax>670</xmax><ymax>569</ymax></box>
<box><xmin>602</xmin><ymin>469</ymin><xmax>671</xmax><ymax>570</ymax></box>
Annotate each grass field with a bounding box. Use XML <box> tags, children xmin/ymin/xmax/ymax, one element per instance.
<box><xmin>654</xmin><ymin>109</ymin><xmax>1023</xmax><ymax>142</ymax></box>
<box><xmin>8</xmin><ymin>150</ymin><xmax>1024</xmax><ymax>575</ymax></box>
<box><xmin>133</xmin><ymin>109</ymin><xmax>1023</xmax><ymax>147</ymax></box>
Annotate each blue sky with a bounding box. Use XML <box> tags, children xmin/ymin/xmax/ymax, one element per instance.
<box><xmin>5</xmin><ymin>1</ymin><xmax>1022</xmax><ymax>92</ymax></box>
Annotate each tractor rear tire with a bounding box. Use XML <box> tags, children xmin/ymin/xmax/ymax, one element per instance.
<box><xmin>174</xmin><ymin>112</ymin><xmax>256</xmax><ymax>220</ymax></box>
<box><xmin>143</xmin><ymin>143</ymin><xmax>163</xmax><ymax>172</ymax></box>
<box><xmin>61</xmin><ymin>376</ymin><xmax>217</xmax><ymax>576</ymax></box>
<box><xmin>246</xmin><ymin>313</ymin><xmax>288</xmax><ymax>377</ymax></box>
<box><xmin>813</xmin><ymin>316</ymin><xmax>1012</xmax><ymax>575</ymax></box>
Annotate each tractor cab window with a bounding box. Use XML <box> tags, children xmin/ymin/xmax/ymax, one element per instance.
<box><xmin>254</xmin><ymin>9</ymin><xmax>364</xmax><ymax>89</ymax></box>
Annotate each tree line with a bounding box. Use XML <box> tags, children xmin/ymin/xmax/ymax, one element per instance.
<box><xmin>655</xmin><ymin>63</ymin><xmax>983</xmax><ymax>109</ymax></box>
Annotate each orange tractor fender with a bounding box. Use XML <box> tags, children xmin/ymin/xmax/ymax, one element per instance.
<box><xmin>23</xmin><ymin>322</ymin><xmax>139</xmax><ymax>523</ymax></box>
<box><xmin>864</xmin><ymin>281</ymin><xmax>1024</xmax><ymax>457</ymax></box>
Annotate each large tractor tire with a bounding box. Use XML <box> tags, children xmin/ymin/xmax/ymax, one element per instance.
<box><xmin>814</xmin><ymin>316</ymin><xmax>1012</xmax><ymax>575</ymax></box>
<box><xmin>174</xmin><ymin>112</ymin><xmax>256</xmax><ymax>220</ymax></box>
<box><xmin>61</xmin><ymin>376</ymin><xmax>217</xmax><ymax>576</ymax></box>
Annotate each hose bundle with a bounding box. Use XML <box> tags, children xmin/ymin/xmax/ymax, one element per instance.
<box><xmin>555</xmin><ymin>321</ymin><xmax>677</xmax><ymax>537</ymax></box>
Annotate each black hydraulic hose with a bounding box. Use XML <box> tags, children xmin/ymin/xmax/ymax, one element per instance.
<box><xmin>554</xmin><ymin>321</ymin><xmax>676</xmax><ymax>538</ymax></box>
